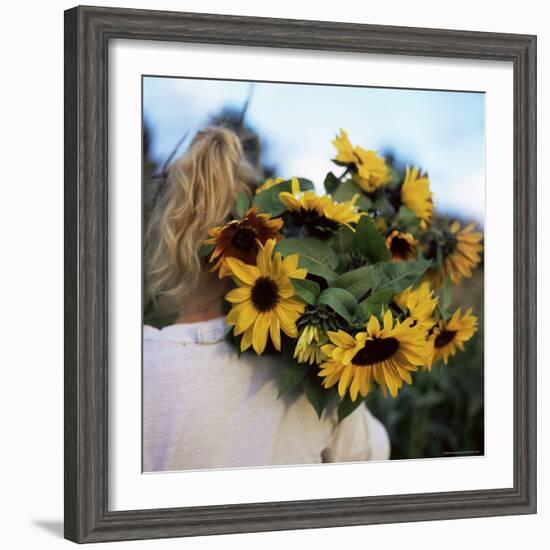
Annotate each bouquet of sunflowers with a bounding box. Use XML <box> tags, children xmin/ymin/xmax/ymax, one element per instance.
<box><xmin>201</xmin><ymin>129</ymin><xmax>483</xmax><ymax>421</ymax></box>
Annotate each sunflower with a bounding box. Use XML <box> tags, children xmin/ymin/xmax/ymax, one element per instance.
<box><xmin>332</xmin><ymin>129</ymin><xmax>390</xmax><ymax>193</ymax></box>
<box><xmin>385</xmin><ymin>230</ymin><xmax>417</xmax><ymax>261</ymax></box>
<box><xmin>225</xmin><ymin>239</ymin><xmax>307</xmax><ymax>355</ymax></box>
<box><xmin>332</xmin><ymin>128</ymin><xmax>356</xmax><ymax>165</ymax></box>
<box><xmin>318</xmin><ymin>310</ymin><xmax>427</xmax><ymax>401</ymax></box>
<box><xmin>279</xmin><ymin>176</ymin><xmax>361</xmax><ymax>238</ymax></box>
<box><xmin>394</xmin><ymin>282</ymin><xmax>438</xmax><ymax>333</ymax></box>
<box><xmin>424</xmin><ymin>221</ymin><xmax>483</xmax><ymax>288</ymax></box>
<box><xmin>256</xmin><ymin>177</ymin><xmax>284</xmax><ymax>194</ymax></box>
<box><xmin>353</xmin><ymin>147</ymin><xmax>391</xmax><ymax>193</ymax></box>
<box><xmin>294</xmin><ymin>324</ymin><xmax>328</xmax><ymax>365</ymax></box>
<box><xmin>428</xmin><ymin>307</ymin><xmax>478</xmax><ymax>366</ymax></box>
<box><xmin>400</xmin><ymin>166</ymin><xmax>433</xmax><ymax>228</ymax></box>
<box><xmin>204</xmin><ymin>207</ymin><xmax>283</xmax><ymax>277</ymax></box>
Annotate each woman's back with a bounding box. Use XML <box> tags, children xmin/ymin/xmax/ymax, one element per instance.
<box><xmin>143</xmin><ymin>317</ymin><xmax>390</xmax><ymax>472</ymax></box>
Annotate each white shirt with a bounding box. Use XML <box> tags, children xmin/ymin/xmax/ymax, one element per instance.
<box><xmin>143</xmin><ymin>317</ymin><xmax>390</xmax><ymax>472</ymax></box>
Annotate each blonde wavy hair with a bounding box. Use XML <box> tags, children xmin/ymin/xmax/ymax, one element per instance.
<box><xmin>145</xmin><ymin>126</ymin><xmax>256</xmax><ymax>306</ymax></box>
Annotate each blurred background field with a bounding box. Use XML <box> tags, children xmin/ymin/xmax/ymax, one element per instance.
<box><xmin>143</xmin><ymin>76</ymin><xmax>485</xmax><ymax>459</ymax></box>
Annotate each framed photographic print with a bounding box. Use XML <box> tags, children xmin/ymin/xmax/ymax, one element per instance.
<box><xmin>64</xmin><ymin>5</ymin><xmax>537</xmax><ymax>543</ymax></box>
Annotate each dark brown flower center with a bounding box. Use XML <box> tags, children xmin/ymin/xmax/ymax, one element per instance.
<box><xmin>251</xmin><ymin>277</ymin><xmax>279</xmax><ymax>312</ymax></box>
<box><xmin>352</xmin><ymin>338</ymin><xmax>399</xmax><ymax>366</ymax></box>
<box><xmin>231</xmin><ymin>227</ymin><xmax>257</xmax><ymax>251</ymax></box>
<box><xmin>442</xmin><ymin>230</ymin><xmax>458</xmax><ymax>257</ymax></box>
<box><xmin>390</xmin><ymin>236</ymin><xmax>413</xmax><ymax>259</ymax></box>
<box><xmin>290</xmin><ymin>208</ymin><xmax>340</xmax><ymax>239</ymax></box>
<box><xmin>434</xmin><ymin>330</ymin><xmax>456</xmax><ymax>348</ymax></box>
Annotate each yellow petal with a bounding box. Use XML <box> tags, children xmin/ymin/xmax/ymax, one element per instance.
<box><xmin>226</xmin><ymin>257</ymin><xmax>260</xmax><ymax>285</ymax></box>
<box><xmin>277</xmin><ymin>304</ymin><xmax>299</xmax><ymax>337</ymax></box>
<box><xmin>256</xmin><ymin>245</ymin><xmax>271</xmax><ymax>275</ymax></box>
<box><xmin>321</xmin><ymin>343</ymin><xmax>336</xmax><ymax>357</ymax></box>
<box><xmin>338</xmin><ymin>364</ymin><xmax>354</xmax><ymax>397</ymax></box>
<box><xmin>240</xmin><ymin>326</ymin><xmax>253</xmax><ymax>352</ymax></box>
<box><xmin>349</xmin><ymin>372</ymin><xmax>360</xmax><ymax>402</ymax></box>
<box><xmin>269</xmin><ymin>315</ymin><xmax>281</xmax><ymax>351</ymax></box>
<box><xmin>279</xmin><ymin>193</ymin><xmax>301</xmax><ymax>211</ymax></box>
<box><xmin>282</xmin><ymin>254</ymin><xmax>299</xmax><ymax>274</ymax></box>
<box><xmin>328</xmin><ymin>330</ymin><xmax>356</xmax><ymax>348</ymax></box>
<box><xmin>367</xmin><ymin>315</ymin><xmax>381</xmax><ymax>337</ymax></box>
<box><xmin>278</xmin><ymin>281</ymin><xmax>295</xmax><ymax>299</ymax></box>
<box><xmin>234</xmin><ymin>302</ymin><xmax>259</xmax><ymax>335</ymax></box>
<box><xmin>383</xmin><ymin>309</ymin><xmax>394</xmax><ymax>332</ymax></box>
<box><xmin>252</xmin><ymin>312</ymin><xmax>271</xmax><ymax>355</ymax></box>
<box><xmin>226</xmin><ymin>301</ymin><xmax>247</xmax><ymax>326</ymax></box>
<box><xmin>291</xmin><ymin>176</ymin><xmax>300</xmax><ymax>195</ymax></box>
<box><xmin>279</xmin><ymin>298</ymin><xmax>306</xmax><ymax>314</ymax></box>
<box><xmin>225</xmin><ymin>287</ymin><xmax>251</xmax><ymax>304</ymax></box>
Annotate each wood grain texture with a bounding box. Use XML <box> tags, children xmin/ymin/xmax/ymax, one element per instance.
<box><xmin>64</xmin><ymin>5</ymin><xmax>537</xmax><ymax>543</ymax></box>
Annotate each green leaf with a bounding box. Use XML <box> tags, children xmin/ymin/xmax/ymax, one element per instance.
<box><xmin>324</xmin><ymin>171</ymin><xmax>340</xmax><ymax>194</ymax></box>
<box><xmin>352</xmin><ymin>215</ymin><xmax>390</xmax><ymax>263</ymax></box>
<box><xmin>370</xmin><ymin>260</ymin><xmax>431</xmax><ymax>296</ymax></box>
<box><xmin>302</xmin><ymin>376</ymin><xmax>331</xmax><ymax>419</ymax></box>
<box><xmin>338</xmin><ymin>394</ymin><xmax>366</xmax><ymax>422</ymax></box>
<box><xmin>359</xmin><ymin>288</ymin><xmax>394</xmax><ymax>319</ymax></box>
<box><xmin>235</xmin><ymin>191</ymin><xmax>250</xmax><ymax>218</ymax></box>
<box><xmin>224</xmin><ymin>328</ymin><xmax>243</xmax><ymax>357</ymax></box>
<box><xmin>252</xmin><ymin>178</ymin><xmax>314</xmax><ymax>216</ymax></box>
<box><xmin>278</xmin><ymin>361</ymin><xmax>307</xmax><ymax>398</ymax></box>
<box><xmin>435</xmin><ymin>242</ymin><xmax>444</xmax><ymax>268</ymax></box>
<box><xmin>330</xmin><ymin>225</ymin><xmax>354</xmax><ymax>254</ymax></box>
<box><xmin>333</xmin><ymin>260</ymin><xmax>430</xmax><ymax>301</ymax></box>
<box><xmin>397</xmin><ymin>205</ymin><xmax>417</xmax><ymax>224</ymax></box>
<box><xmin>441</xmin><ymin>275</ymin><xmax>452</xmax><ymax>311</ymax></box>
<box><xmin>332</xmin><ymin>179</ymin><xmax>372</xmax><ymax>211</ymax></box>
<box><xmin>317</xmin><ymin>287</ymin><xmax>358</xmax><ymax>325</ymax></box>
<box><xmin>332</xmin><ymin>264</ymin><xmax>379</xmax><ymax>299</ymax></box>
<box><xmin>278</xmin><ymin>343</ymin><xmax>308</xmax><ymax>398</ymax></box>
<box><xmin>295</xmin><ymin>177</ymin><xmax>316</xmax><ymax>191</ymax></box>
<box><xmin>372</xmin><ymin>192</ymin><xmax>395</xmax><ymax>217</ymax></box>
<box><xmin>332</xmin><ymin>158</ymin><xmax>350</xmax><ymax>168</ymax></box>
<box><xmin>437</xmin><ymin>275</ymin><xmax>453</xmax><ymax>320</ymax></box>
<box><xmin>198</xmin><ymin>243</ymin><xmax>215</xmax><ymax>258</ymax></box>
<box><xmin>275</xmin><ymin>238</ymin><xmax>338</xmax><ymax>282</ymax></box>
<box><xmin>291</xmin><ymin>278</ymin><xmax>321</xmax><ymax>305</ymax></box>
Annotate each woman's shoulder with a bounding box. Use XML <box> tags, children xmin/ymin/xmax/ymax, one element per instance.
<box><xmin>143</xmin><ymin>317</ymin><xmax>229</xmax><ymax>345</ymax></box>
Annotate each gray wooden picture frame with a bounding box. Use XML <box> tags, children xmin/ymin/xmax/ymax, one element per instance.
<box><xmin>64</xmin><ymin>5</ymin><xmax>537</xmax><ymax>543</ymax></box>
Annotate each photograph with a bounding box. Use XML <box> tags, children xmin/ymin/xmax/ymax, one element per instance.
<box><xmin>141</xmin><ymin>76</ymin><xmax>485</xmax><ymax>472</ymax></box>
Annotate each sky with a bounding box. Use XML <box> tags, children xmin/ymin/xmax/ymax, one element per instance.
<box><xmin>143</xmin><ymin>77</ymin><xmax>485</xmax><ymax>225</ymax></box>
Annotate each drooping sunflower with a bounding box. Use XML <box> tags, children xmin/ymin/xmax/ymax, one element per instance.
<box><xmin>204</xmin><ymin>207</ymin><xmax>283</xmax><ymax>277</ymax></box>
<box><xmin>394</xmin><ymin>282</ymin><xmax>438</xmax><ymax>333</ymax></box>
<box><xmin>424</xmin><ymin>221</ymin><xmax>484</xmax><ymax>288</ymax></box>
<box><xmin>400</xmin><ymin>166</ymin><xmax>433</xmax><ymax>228</ymax></box>
<box><xmin>353</xmin><ymin>147</ymin><xmax>391</xmax><ymax>193</ymax></box>
<box><xmin>318</xmin><ymin>310</ymin><xmax>427</xmax><ymax>401</ymax></box>
<box><xmin>225</xmin><ymin>239</ymin><xmax>307</xmax><ymax>355</ymax></box>
<box><xmin>279</xmin><ymin>177</ymin><xmax>361</xmax><ymax>238</ymax></box>
<box><xmin>385</xmin><ymin>230</ymin><xmax>417</xmax><ymax>261</ymax></box>
<box><xmin>331</xmin><ymin>129</ymin><xmax>390</xmax><ymax>193</ymax></box>
<box><xmin>332</xmin><ymin>128</ymin><xmax>356</xmax><ymax>165</ymax></box>
<box><xmin>256</xmin><ymin>177</ymin><xmax>284</xmax><ymax>194</ymax></box>
<box><xmin>427</xmin><ymin>307</ymin><xmax>478</xmax><ymax>366</ymax></box>
<box><xmin>294</xmin><ymin>324</ymin><xmax>328</xmax><ymax>365</ymax></box>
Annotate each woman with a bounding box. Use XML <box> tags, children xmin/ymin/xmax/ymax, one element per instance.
<box><xmin>143</xmin><ymin>126</ymin><xmax>390</xmax><ymax>472</ymax></box>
